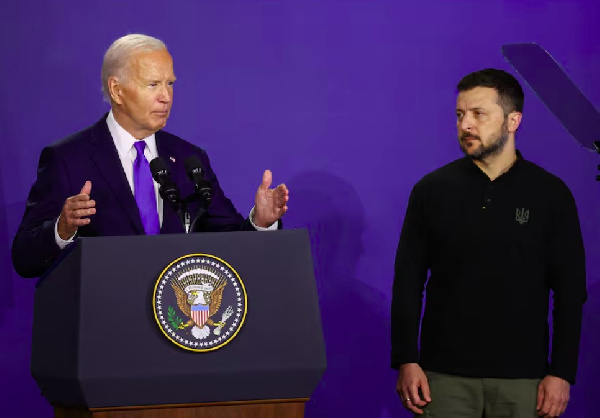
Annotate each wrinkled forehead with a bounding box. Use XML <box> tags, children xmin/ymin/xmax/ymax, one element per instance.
<box><xmin>128</xmin><ymin>49</ymin><xmax>174</xmax><ymax>79</ymax></box>
<box><xmin>456</xmin><ymin>86</ymin><xmax>501</xmax><ymax>111</ymax></box>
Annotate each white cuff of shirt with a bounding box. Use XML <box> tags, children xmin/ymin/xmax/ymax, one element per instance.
<box><xmin>55</xmin><ymin>216</ymin><xmax>76</xmax><ymax>249</ymax></box>
<box><xmin>248</xmin><ymin>207</ymin><xmax>278</xmax><ymax>231</ymax></box>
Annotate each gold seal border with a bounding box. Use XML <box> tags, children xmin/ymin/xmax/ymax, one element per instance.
<box><xmin>152</xmin><ymin>253</ymin><xmax>248</xmax><ymax>352</ymax></box>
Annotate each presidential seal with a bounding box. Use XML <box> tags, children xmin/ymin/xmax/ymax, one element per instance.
<box><xmin>153</xmin><ymin>254</ymin><xmax>247</xmax><ymax>352</ymax></box>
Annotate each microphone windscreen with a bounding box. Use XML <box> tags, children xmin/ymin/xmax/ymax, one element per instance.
<box><xmin>184</xmin><ymin>155</ymin><xmax>204</xmax><ymax>176</ymax></box>
<box><xmin>149</xmin><ymin>157</ymin><xmax>170</xmax><ymax>182</ymax></box>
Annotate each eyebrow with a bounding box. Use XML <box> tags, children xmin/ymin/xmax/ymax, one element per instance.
<box><xmin>456</xmin><ymin>107</ymin><xmax>487</xmax><ymax>113</ymax></box>
<box><xmin>143</xmin><ymin>77</ymin><xmax>177</xmax><ymax>83</ymax></box>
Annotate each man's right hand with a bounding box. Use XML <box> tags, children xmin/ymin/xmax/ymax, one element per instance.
<box><xmin>396</xmin><ymin>363</ymin><xmax>432</xmax><ymax>415</ymax></box>
<box><xmin>57</xmin><ymin>181</ymin><xmax>96</xmax><ymax>240</ymax></box>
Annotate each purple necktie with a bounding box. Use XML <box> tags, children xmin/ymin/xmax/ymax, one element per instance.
<box><xmin>133</xmin><ymin>141</ymin><xmax>160</xmax><ymax>235</ymax></box>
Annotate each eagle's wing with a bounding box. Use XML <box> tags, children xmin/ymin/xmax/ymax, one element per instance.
<box><xmin>171</xmin><ymin>282</ymin><xmax>191</xmax><ymax>317</ymax></box>
<box><xmin>209</xmin><ymin>283</ymin><xmax>226</xmax><ymax>317</ymax></box>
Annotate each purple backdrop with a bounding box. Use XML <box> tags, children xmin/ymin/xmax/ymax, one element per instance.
<box><xmin>1</xmin><ymin>1</ymin><xmax>598</xmax><ymax>417</ymax></box>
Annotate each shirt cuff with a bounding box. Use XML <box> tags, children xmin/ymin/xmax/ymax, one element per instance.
<box><xmin>248</xmin><ymin>207</ymin><xmax>278</xmax><ymax>231</ymax></box>
<box><xmin>55</xmin><ymin>216</ymin><xmax>76</xmax><ymax>249</ymax></box>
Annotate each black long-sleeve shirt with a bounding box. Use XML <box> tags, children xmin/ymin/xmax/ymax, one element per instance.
<box><xmin>391</xmin><ymin>153</ymin><xmax>587</xmax><ymax>384</ymax></box>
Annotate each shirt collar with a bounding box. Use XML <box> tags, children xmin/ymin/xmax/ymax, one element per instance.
<box><xmin>463</xmin><ymin>150</ymin><xmax>524</xmax><ymax>182</ymax></box>
<box><xmin>106</xmin><ymin>110</ymin><xmax>158</xmax><ymax>160</ymax></box>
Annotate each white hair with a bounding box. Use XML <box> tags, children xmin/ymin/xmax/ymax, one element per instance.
<box><xmin>101</xmin><ymin>34</ymin><xmax>167</xmax><ymax>102</ymax></box>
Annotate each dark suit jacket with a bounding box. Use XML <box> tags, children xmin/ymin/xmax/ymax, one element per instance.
<box><xmin>12</xmin><ymin>115</ymin><xmax>255</xmax><ymax>278</ymax></box>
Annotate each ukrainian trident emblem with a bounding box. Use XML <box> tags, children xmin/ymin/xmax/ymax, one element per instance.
<box><xmin>515</xmin><ymin>208</ymin><xmax>530</xmax><ymax>225</ymax></box>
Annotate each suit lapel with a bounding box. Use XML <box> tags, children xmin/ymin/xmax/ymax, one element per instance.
<box><xmin>156</xmin><ymin>131</ymin><xmax>185</xmax><ymax>234</ymax></box>
<box><xmin>88</xmin><ymin>116</ymin><xmax>145</xmax><ymax>234</ymax></box>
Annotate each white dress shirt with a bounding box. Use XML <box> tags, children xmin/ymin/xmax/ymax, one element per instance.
<box><xmin>106</xmin><ymin>110</ymin><xmax>164</xmax><ymax>224</ymax></box>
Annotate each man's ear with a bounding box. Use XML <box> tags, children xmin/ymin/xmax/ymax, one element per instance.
<box><xmin>507</xmin><ymin>111</ymin><xmax>522</xmax><ymax>133</ymax></box>
<box><xmin>108</xmin><ymin>77</ymin><xmax>125</xmax><ymax>105</ymax></box>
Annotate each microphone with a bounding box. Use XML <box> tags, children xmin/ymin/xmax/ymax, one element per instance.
<box><xmin>184</xmin><ymin>156</ymin><xmax>213</xmax><ymax>233</ymax></box>
<box><xmin>184</xmin><ymin>155</ymin><xmax>212</xmax><ymax>204</ymax></box>
<box><xmin>149</xmin><ymin>157</ymin><xmax>181</xmax><ymax>211</ymax></box>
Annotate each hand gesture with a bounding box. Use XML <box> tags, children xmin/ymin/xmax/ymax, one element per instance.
<box><xmin>253</xmin><ymin>170</ymin><xmax>288</xmax><ymax>228</ymax></box>
<box><xmin>57</xmin><ymin>181</ymin><xmax>96</xmax><ymax>240</ymax></box>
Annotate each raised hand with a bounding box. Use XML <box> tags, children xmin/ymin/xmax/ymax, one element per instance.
<box><xmin>57</xmin><ymin>181</ymin><xmax>96</xmax><ymax>240</ymax></box>
<box><xmin>253</xmin><ymin>170</ymin><xmax>289</xmax><ymax>228</ymax></box>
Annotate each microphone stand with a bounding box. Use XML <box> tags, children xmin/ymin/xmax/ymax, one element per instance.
<box><xmin>158</xmin><ymin>183</ymin><xmax>211</xmax><ymax>234</ymax></box>
<box><xmin>158</xmin><ymin>187</ymin><xmax>187</xmax><ymax>233</ymax></box>
<box><xmin>179</xmin><ymin>195</ymin><xmax>196</xmax><ymax>234</ymax></box>
<box><xmin>182</xmin><ymin>156</ymin><xmax>214</xmax><ymax>232</ymax></box>
<box><xmin>154</xmin><ymin>155</ymin><xmax>213</xmax><ymax>233</ymax></box>
<box><xmin>188</xmin><ymin>179</ymin><xmax>213</xmax><ymax>233</ymax></box>
<box><xmin>189</xmin><ymin>197</ymin><xmax>211</xmax><ymax>233</ymax></box>
<box><xmin>177</xmin><ymin>190</ymin><xmax>212</xmax><ymax>234</ymax></box>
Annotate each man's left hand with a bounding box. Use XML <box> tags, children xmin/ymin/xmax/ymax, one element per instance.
<box><xmin>253</xmin><ymin>170</ymin><xmax>289</xmax><ymax>228</ymax></box>
<box><xmin>537</xmin><ymin>375</ymin><xmax>570</xmax><ymax>417</ymax></box>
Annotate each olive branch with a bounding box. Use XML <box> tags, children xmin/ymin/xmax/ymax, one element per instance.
<box><xmin>167</xmin><ymin>306</ymin><xmax>183</xmax><ymax>329</ymax></box>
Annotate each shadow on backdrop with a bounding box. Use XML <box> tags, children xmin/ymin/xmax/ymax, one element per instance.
<box><xmin>285</xmin><ymin>171</ymin><xmax>402</xmax><ymax>418</ymax></box>
<box><xmin>0</xmin><ymin>111</ymin><xmax>15</xmax><ymax>323</ymax></box>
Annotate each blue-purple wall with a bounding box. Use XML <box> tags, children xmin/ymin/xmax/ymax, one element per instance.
<box><xmin>1</xmin><ymin>1</ymin><xmax>598</xmax><ymax>417</ymax></box>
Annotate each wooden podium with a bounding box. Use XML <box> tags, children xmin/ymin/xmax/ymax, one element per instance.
<box><xmin>55</xmin><ymin>399</ymin><xmax>307</xmax><ymax>418</ymax></box>
<box><xmin>31</xmin><ymin>231</ymin><xmax>326</xmax><ymax>418</ymax></box>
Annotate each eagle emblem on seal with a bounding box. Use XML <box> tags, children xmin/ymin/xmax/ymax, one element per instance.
<box><xmin>153</xmin><ymin>254</ymin><xmax>247</xmax><ymax>352</ymax></box>
<box><xmin>171</xmin><ymin>270</ymin><xmax>233</xmax><ymax>340</ymax></box>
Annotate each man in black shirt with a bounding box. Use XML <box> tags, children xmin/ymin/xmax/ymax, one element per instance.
<box><xmin>392</xmin><ymin>69</ymin><xmax>586</xmax><ymax>417</ymax></box>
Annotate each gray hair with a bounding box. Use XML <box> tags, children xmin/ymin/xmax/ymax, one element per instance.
<box><xmin>101</xmin><ymin>34</ymin><xmax>167</xmax><ymax>102</ymax></box>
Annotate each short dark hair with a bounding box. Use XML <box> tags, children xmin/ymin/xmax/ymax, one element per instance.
<box><xmin>457</xmin><ymin>68</ymin><xmax>524</xmax><ymax>114</ymax></box>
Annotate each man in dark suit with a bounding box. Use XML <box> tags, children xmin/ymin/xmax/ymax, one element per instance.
<box><xmin>12</xmin><ymin>34</ymin><xmax>289</xmax><ymax>278</ymax></box>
